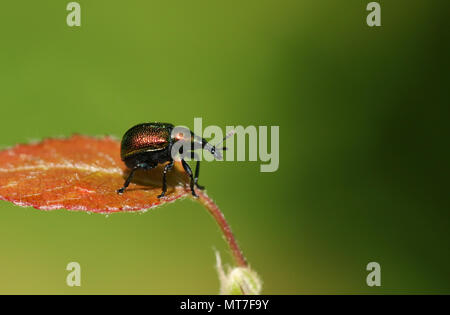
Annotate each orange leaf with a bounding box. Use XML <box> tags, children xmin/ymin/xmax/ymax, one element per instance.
<box><xmin>0</xmin><ymin>135</ymin><xmax>190</xmax><ymax>213</ymax></box>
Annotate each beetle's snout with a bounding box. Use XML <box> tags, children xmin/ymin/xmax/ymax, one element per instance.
<box><xmin>209</xmin><ymin>145</ymin><xmax>225</xmax><ymax>160</ymax></box>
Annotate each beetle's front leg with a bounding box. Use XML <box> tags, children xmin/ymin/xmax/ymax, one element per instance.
<box><xmin>181</xmin><ymin>158</ymin><xmax>197</xmax><ymax>197</ymax></box>
<box><xmin>187</xmin><ymin>151</ymin><xmax>205</xmax><ymax>190</ymax></box>
<box><xmin>194</xmin><ymin>160</ymin><xmax>204</xmax><ymax>190</ymax></box>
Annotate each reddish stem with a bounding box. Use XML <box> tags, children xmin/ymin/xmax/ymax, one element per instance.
<box><xmin>195</xmin><ymin>190</ymin><xmax>248</xmax><ymax>268</ymax></box>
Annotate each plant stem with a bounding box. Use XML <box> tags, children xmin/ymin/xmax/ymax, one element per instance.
<box><xmin>195</xmin><ymin>190</ymin><xmax>248</xmax><ymax>268</ymax></box>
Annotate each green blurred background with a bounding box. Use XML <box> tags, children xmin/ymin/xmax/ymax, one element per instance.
<box><xmin>0</xmin><ymin>1</ymin><xmax>448</xmax><ymax>294</ymax></box>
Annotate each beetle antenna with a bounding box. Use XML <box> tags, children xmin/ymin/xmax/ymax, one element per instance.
<box><xmin>193</xmin><ymin>129</ymin><xmax>235</xmax><ymax>160</ymax></box>
<box><xmin>217</xmin><ymin>129</ymin><xmax>235</xmax><ymax>151</ymax></box>
<box><xmin>210</xmin><ymin>129</ymin><xmax>235</xmax><ymax>159</ymax></box>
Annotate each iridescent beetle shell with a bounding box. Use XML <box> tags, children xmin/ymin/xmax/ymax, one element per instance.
<box><xmin>120</xmin><ymin>122</ymin><xmax>174</xmax><ymax>161</ymax></box>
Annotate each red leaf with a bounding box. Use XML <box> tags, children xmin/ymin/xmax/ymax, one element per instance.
<box><xmin>0</xmin><ymin>135</ymin><xmax>190</xmax><ymax>213</ymax></box>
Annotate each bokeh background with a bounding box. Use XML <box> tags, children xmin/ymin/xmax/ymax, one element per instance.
<box><xmin>0</xmin><ymin>1</ymin><xmax>448</xmax><ymax>294</ymax></box>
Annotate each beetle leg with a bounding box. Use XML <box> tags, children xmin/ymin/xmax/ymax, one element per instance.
<box><xmin>181</xmin><ymin>158</ymin><xmax>198</xmax><ymax>197</ymax></box>
<box><xmin>158</xmin><ymin>160</ymin><xmax>174</xmax><ymax>198</ymax></box>
<box><xmin>194</xmin><ymin>160</ymin><xmax>205</xmax><ymax>190</ymax></box>
<box><xmin>117</xmin><ymin>168</ymin><xmax>137</xmax><ymax>194</ymax></box>
<box><xmin>187</xmin><ymin>151</ymin><xmax>205</xmax><ymax>190</ymax></box>
<box><xmin>117</xmin><ymin>163</ymin><xmax>150</xmax><ymax>194</ymax></box>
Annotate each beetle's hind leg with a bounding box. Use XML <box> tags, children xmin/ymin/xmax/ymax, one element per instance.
<box><xmin>117</xmin><ymin>163</ymin><xmax>152</xmax><ymax>194</ymax></box>
<box><xmin>117</xmin><ymin>168</ymin><xmax>137</xmax><ymax>194</ymax></box>
<box><xmin>157</xmin><ymin>160</ymin><xmax>174</xmax><ymax>198</ymax></box>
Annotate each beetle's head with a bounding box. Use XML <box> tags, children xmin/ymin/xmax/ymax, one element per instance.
<box><xmin>170</xmin><ymin>127</ymin><xmax>234</xmax><ymax>161</ymax></box>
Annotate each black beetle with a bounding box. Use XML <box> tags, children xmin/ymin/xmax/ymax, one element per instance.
<box><xmin>117</xmin><ymin>122</ymin><xmax>222</xmax><ymax>198</ymax></box>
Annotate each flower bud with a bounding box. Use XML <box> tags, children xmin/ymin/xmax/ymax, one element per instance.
<box><xmin>216</xmin><ymin>251</ymin><xmax>262</xmax><ymax>295</ymax></box>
